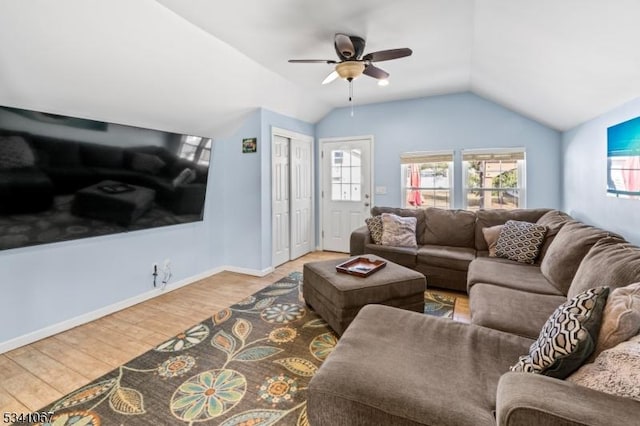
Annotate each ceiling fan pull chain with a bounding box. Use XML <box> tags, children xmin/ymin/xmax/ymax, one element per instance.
<box><xmin>349</xmin><ymin>80</ymin><xmax>354</xmax><ymax>117</ymax></box>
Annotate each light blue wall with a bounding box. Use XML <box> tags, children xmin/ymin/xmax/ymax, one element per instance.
<box><xmin>562</xmin><ymin>97</ymin><xmax>640</xmax><ymax>245</ymax></box>
<box><xmin>0</xmin><ymin>139</ymin><xmax>227</xmax><ymax>344</ymax></box>
<box><xmin>316</xmin><ymin>92</ymin><xmax>562</xmax><ymax>212</ymax></box>
<box><xmin>218</xmin><ymin>108</ymin><xmax>314</xmax><ymax>272</ymax></box>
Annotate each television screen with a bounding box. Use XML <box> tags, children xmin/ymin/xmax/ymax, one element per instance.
<box><xmin>608</xmin><ymin>116</ymin><xmax>640</xmax><ymax>199</ymax></box>
<box><xmin>0</xmin><ymin>105</ymin><xmax>211</xmax><ymax>251</ymax></box>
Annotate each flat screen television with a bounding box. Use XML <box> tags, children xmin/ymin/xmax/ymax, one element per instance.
<box><xmin>0</xmin><ymin>105</ymin><xmax>212</xmax><ymax>251</ymax></box>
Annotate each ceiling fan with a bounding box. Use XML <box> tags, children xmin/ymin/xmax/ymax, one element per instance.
<box><xmin>288</xmin><ymin>33</ymin><xmax>413</xmax><ymax>86</ymax></box>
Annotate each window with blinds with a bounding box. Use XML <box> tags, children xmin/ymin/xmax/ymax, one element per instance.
<box><xmin>462</xmin><ymin>148</ymin><xmax>526</xmax><ymax>210</ymax></box>
<box><xmin>400</xmin><ymin>151</ymin><xmax>454</xmax><ymax>209</ymax></box>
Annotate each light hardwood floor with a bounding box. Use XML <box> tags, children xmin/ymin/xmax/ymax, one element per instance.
<box><xmin>0</xmin><ymin>251</ymin><xmax>469</xmax><ymax>414</ymax></box>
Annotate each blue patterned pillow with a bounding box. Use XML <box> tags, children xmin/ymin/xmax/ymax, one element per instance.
<box><xmin>511</xmin><ymin>286</ymin><xmax>609</xmax><ymax>379</ymax></box>
<box><xmin>495</xmin><ymin>220</ymin><xmax>547</xmax><ymax>264</ymax></box>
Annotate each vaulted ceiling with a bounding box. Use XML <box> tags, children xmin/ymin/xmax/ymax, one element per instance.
<box><xmin>1</xmin><ymin>0</ymin><xmax>639</xmax><ymax>135</ymax></box>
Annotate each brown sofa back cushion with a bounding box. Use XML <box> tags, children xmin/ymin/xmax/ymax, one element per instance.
<box><xmin>371</xmin><ymin>206</ymin><xmax>426</xmax><ymax>242</ymax></box>
<box><xmin>568</xmin><ymin>238</ymin><xmax>640</xmax><ymax>299</ymax></box>
<box><xmin>541</xmin><ymin>221</ymin><xmax>619</xmax><ymax>295</ymax></box>
<box><xmin>535</xmin><ymin>210</ymin><xmax>572</xmax><ymax>263</ymax></box>
<box><xmin>474</xmin><ymin>208</ymin><xmax>551</xmax><ymax>251</ymax></box>
<box><xmin>421</xmin><ymin>207</ymin><xmax>476</xmax><ymax>247</ymax></box>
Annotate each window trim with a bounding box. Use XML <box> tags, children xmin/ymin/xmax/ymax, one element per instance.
<box><xmin>400</xmin><ymin>150</ymin><xmax>454</xmax><ymax>209</ymax></box>
<box><xmin>461</xmin><ymin>147</ymin><xmax>526</xmax><ymax>210</ymax></box>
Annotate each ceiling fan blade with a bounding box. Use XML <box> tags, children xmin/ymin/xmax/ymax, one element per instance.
<box><xmin>321</xmin><ymin>70</ymin><xmax>339</xmax><ymax>85</ymax></box>
<box><xmin>335</xmin><ymin>33</ymin><xmax>356</xmax><ymax>59</ymax></box>
<box><xmin>363</xmin><ymin>48</ymin><xmax>413</xmax><ymax>62</ymax></box>
<box><xmin>363</xmin><ymin>64</ymin><xmax>389</xmax><ymax>80</ymax></box>
<box><xmin>288</xmin><ymin>59</ymin><xmax>337</xmax><ymax>64</ymax></box>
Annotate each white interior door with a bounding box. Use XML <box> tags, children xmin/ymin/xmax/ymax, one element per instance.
<box><xmin>321</xmin><ymin>138</ymin><xmax>372</xmax><ymax>252</ymax></box>
<box><xmin>272</xmin><ymin>135</ymin><xmax>290</xmax><ymax>267</ymax></box>
<box><xmin>290</xmin><ymin>138</ymin><xmax>312</xmax><ymax>259</ymax></box>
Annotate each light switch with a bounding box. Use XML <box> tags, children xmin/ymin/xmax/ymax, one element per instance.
<box><xmin>375</xmin><ymin>186</ymin><xmax>387</xmax><ymax>194</ymax></box>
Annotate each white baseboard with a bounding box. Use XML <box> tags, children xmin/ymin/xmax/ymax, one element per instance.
<box><xmin>223</xmin><ymin>265</ymin><xmax>275</xmax><ymax>277</ymax></box>
<box><xmin>0</xmin><ymin>266</ymin><xmax>229</xmax><ymax>354</ymax></box>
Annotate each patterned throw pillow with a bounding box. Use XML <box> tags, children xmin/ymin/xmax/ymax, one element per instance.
<box><xmin>495</xmin><ymin>220</ymin><xmax>547</xmax><ymax>264</ymax></box>
<box><xmin>510</xmin><ymin>286</ymin><xmax>609</xmax><ymax>379</ymax></box>
<box><xmin>365</xmin><ymin>215</ymin><xmax>383</xmax><ymax>245</ymax></box>
<box><xmin>380</xmin><ymin>213</ymin><xmax>417</xmax><ymax>248</ymax></box>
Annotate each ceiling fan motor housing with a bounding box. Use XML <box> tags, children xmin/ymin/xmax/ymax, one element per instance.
<box><xmin>335</xmin><ymin>34</ymin><xmax>366</xmax><ymax>60</ymax></box>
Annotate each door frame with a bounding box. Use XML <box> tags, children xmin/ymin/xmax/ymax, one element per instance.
<box><xmin>318</xmin><ymin>135</ymin><xmax>374</xmax><ymax>251</ymax></box>
<box><xmin>271</xmin><ymin>126</ymin><xmax>315</xmax><ymax>266</ymax></box>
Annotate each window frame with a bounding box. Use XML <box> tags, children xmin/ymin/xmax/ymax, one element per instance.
<box><xmin>461</xmin><ymin>148</ymin><xmax>526</xmax><ymax>211</ymax></box>
<box><xmin>399</xmin><ymin>150</ymin><xmax>454</xmax><ymax>209</ymax></box>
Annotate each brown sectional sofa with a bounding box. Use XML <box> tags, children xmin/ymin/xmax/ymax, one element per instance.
<box><xmin>309</xmin><ymin>207</ymin><xmax>640</xmax><ymax>425</ymax></box>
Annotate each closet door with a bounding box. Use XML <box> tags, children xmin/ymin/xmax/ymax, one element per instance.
<box><xmin>272</xmin><ymin>135</ymin><xmax>290</xmax><ymax>267</ymax></box>
<box><xmin>290</xmin><ymin>137</ymin><xmax>312</xmax><ymax>259</ymax></box>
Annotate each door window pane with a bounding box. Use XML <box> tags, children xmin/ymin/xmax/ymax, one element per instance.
<box><xmin>330</xmin><ymin>149</ymin><xmax>362</xmax><ymax>201</ymax></box>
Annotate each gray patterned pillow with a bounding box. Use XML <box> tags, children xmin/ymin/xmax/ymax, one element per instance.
<box><xmin>495</xmin><ymin>220</ymin><xmax>547</xmax><ymax>264</ymax></box>
<box><xmin>365</xmin><ymin>215</ymin><xmax>383</xmax><ymax>245</ymax></box>
<box><xmin>380</xmin><ymin>213</ymin><xmax>417</xmax><ymax>248</ymax></box>
<box><xmin>0</xmin><ymin>136</ymin><xmax>35</xmax><ymax>169</ymax></box>
<box><xmin>511</xmin><ymin>286</ymin><xmax>609</xmax><ymax>379</ymax></box>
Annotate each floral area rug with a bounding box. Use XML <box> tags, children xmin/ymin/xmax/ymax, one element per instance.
<box><xmin>424</xmin><ymin>292</ymin><xmax>456</xmax><ymax>319</ymax></box>
<box><xmin>33</xmin><ymin>273</ymin><xmax>455</xmax><ymax>426</ymax></box>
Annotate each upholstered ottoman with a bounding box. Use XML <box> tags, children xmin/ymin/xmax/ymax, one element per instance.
<box><xmin>302</xmin><ymin>255</ymin><xmax>426</xmax><ymax>335</ymax></box>
<box><xmin>71</xmin><ymin>180</ymin><xmax>155</xmax><ymax>226</ymax></box>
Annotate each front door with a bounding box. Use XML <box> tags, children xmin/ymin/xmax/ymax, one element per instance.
<box><xmin>321</xmin><ymin>137</ymin><xmax>372</xmax><ymax>252</ymax></box>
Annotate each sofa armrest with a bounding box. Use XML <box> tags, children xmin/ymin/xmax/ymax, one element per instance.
<box><xmin>497</xmin><ymin>372</ymin><xmax>640</xmax><ymax>426</ymax></box>
<box><xmin>350</xmin><ymin>225</ymin><xmax>371</xmax><ymax>256</ymax></box>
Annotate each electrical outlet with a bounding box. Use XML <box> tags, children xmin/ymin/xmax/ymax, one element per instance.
<box><xmin>163</xmin><ymin>259</ymin><xmax>171</xmax><ymax>270</ymax></box>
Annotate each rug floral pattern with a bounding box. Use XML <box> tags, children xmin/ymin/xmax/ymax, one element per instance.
<box><xmin>34</xmin><ymin>272</ymin><xmax>454</xmax><ymax>426</ymax></box>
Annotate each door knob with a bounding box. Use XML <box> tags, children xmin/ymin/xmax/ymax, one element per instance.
<box><xmin>364</xmin><ymin>202</ymin><xmax>370</xmax><ymax>207</ymax></box>
<box><xmin>365</xmin><ymin>194</ymin><xmax>370</xmax><ymax>199</ymax></box>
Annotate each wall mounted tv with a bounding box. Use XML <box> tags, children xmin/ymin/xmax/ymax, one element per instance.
<box><xmin>0</xmin><ymin>105</ymin><xmax>212</xmax><ymax>251</ymax></box>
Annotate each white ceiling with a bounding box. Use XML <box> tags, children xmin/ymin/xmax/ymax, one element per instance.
<box><xmin>1</xmin><ymin>0</ymin><xmax>640</xmax><ymax>135</ymax></box>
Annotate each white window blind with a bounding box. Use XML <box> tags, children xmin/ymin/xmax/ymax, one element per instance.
<box><xmin>400</xmin><ymin>151</ymin><xmax>454</xmax><ymax>164</ymax></box>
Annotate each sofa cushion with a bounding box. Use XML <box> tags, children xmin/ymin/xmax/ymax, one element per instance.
<box><xmin>129</xmin><ymin>152</ymin><xmax>166</xmax><ymax>175</ymax></box>
<box><xmin>421</xmin><ymin>207</ymin><xmax>476</xmax><ymax>247</ymax></box>
<box><xmin>365</xmin><ymin>215</ymin><xmax>383</xmax><ymax>244</ymax></box>
<box><xmin>80</xmin><ymin>143</ymin><xmax>124</xmax><ymax>169</ymax></box>
<box><xmin>568</xmin><ymin>237</ymin><xmax>640</xmax><ymax>299</ymax></box>
<box><xmin>467</xmin><ymin>257</ymin><xmax>563</xmax><ymax>296</ymax></box>
<box><xmin>417</xmin><ymin>245</ymin><xmax>476</xmax><ymax>272</ymax></box>
<box><xmin>371</xmin><ymin>206</ymin><xmax>426</xmax><ymax>243</ymax></box>
<box><xmin>381</xmin><ymin>213</ymin><xmax>417</xmax><ymax>248</ymax></box>
<box><xmin>567</xmin><ymin>334</ymin><xmax>640</xmax><ymax>402</ymax></box>
<box><xmin>364</xmin><ymin>243</ymin><xmax>417</xmax><ymax>268</ymax></box>
<box><xmin>541</xmin><ymin>221</ymin><xmax>616</xmax><ymax>295</ymax></box>
<box><xmin>481</xmin><ymin>224</ymin><xmax>503</xmax><ymax>257</ymax></box>
<box><xmin>474</xmin><ymin>208</ymin><xmax>551</xmax><ymax>251</ymax></box>
<box><xmin>495</xmin><ymin>220</ymin><xmax>547</xmax><ymax>264</ymax></box>
<box><xmin>593</xmin><ymin>282</ymin><xmax>640</xmax><ymax>358</ymax></box>
<box><xmin>510</xmin><ymin>286</ymin><xmax>609</xmax><ymax>379</ymax></box>
<box><xmin>535</xmin><ymin>210</ymin><xmax>572</xmax><ymax>262</ymax></box>
<box><xmin>308</xmin><ymin>305</ymin><xmax>532</xmax><ymax>426</ymax></box>
<box><xmin>470</xmin><ymin>283</ymin><xmax>565</xmax><ymax>339</ymax></box>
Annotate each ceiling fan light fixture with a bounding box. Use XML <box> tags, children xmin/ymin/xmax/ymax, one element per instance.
<box><xmin>335</xmin><ymin>61</ymin><xmax>365</xmax><ymax>80</ymax></box>
<box><xmin>378</xmin><ymin>78</ymin><xmax>389</xmax><ymax>86</ymax></box>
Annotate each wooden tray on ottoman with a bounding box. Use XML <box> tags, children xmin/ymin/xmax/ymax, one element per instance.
<box><xmin>336</xmin><ymin>256</ymin><xmax>387</xmax><ymax>277</ymax></box>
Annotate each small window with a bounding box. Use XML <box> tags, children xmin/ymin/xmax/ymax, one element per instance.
<box><xmin>462</xmin><ymin>148</ymin><xmax>526</xmax><ymax>210</ymax></box>
<box><xmin>331</xmin><ymin>148</ymin><xmax>361</xmax><ymax>201</ymax></box>
<box><xmin>400</xmin><ymin>151</ymin><xmax>454</xmax><ymax>209</ymax></box>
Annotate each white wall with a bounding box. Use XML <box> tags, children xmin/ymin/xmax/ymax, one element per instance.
<box><xmin>562</xmin><ymin>97</ymin><xmax>640</xmax><ymax>245</ymax></box>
